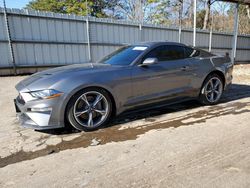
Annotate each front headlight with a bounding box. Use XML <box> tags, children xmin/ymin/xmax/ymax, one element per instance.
<box><xmin>29</xmin><ymin>89</ymin><xmax>63</xmax><ymax>99</ymax></box>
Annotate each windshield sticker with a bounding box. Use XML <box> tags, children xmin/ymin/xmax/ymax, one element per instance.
<box><xmin>132</xmin><ymin>46</ymin><xmax>148</xmax><ymax>51</ymax></box>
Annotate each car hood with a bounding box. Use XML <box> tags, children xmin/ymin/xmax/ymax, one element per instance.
<box><xmin>16</xmin><ymin>63</ymin><xmax>112</xmax><ymax>92</ymax></box>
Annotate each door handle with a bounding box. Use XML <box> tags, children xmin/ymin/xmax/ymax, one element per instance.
<box><xmin>181</xmin><ymin>66</ymin><xmax>189</xmax><ymax>71</ymax></box>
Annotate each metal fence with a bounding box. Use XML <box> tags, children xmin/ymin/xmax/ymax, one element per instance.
<box><xmin>0</xmin><ymin>8</ymin><xmax>250</xmax><ymax>75</ymax></box>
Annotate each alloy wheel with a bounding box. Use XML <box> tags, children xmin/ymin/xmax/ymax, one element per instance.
<box><xmin>204</xmin><ymin>77</ymin><xmax>223</xmax><ymax>103</ymax></box>
<box><xmin>73</xmin><ymin>91</ymin><xmax>109</xmax><ymax>128</ymax></box>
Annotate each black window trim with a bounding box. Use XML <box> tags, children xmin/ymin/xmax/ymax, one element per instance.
<box><xmin>141</xmin><ymin>44</ymin><xmax>189</xmax><ymax>63</ymax></box>
<box><xmin>184</xmin><ymin>46</ymin><xmax>200</xmax><ymax>59</ymax></box>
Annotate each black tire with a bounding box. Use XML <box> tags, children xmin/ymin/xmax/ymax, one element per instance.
<box><xmin>66</xmin><ymin>88</ymin><xmax>113</xmax><ymax>131</ymax></box>
<box><xmin>199</xmin><ymin>73</ymin><xmax>224</xmax><ymax>105</ymax></box>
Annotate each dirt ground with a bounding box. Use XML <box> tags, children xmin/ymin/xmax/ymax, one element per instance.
<box><xmin>0</xmin><ymin>64</ymin><xmax>250</xmax><ymax>188</ymax></box>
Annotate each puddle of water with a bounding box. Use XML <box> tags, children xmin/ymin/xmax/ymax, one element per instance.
<box><xmin>0</xmin><ymin>101</ymin><xmax>249</xmax><ymax>168</ymax></box>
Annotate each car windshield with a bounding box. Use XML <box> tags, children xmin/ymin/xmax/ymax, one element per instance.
<box><xmin>98</xmin><ymin>45</ymin><xmax>147</xmax><ymax>65</ymax></box>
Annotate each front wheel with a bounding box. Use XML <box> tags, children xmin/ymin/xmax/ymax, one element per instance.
<box><xmin>66</xmin><ymin>88</ymin><xmax>113</xmax><ymax>131</ymax></box>
<box><xmin>199</xmin><ymin>74</ymin><xmax>224</xmax><ymax>105</ymax></box>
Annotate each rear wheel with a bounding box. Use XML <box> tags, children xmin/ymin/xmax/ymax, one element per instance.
<box><xmin>66</xmin><ymin>88</ymin><xmax>112</xmax><ymax>131</ymax></box>
<box><xmin>199</xmin><ymin>74</ymin><xmax>224</xmax><ymax>105</ymax></box>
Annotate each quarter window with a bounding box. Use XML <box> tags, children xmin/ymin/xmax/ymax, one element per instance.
<box><xmin>184</xmin><ymin>47</ymin><xmax>200</xmax><ymax>58</ymax></box>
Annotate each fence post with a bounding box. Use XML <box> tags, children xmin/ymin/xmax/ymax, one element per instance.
<box><xmin>209</xmin><ymin>14</ymin><xmax>213</xmax><ymax>52</ymax></box>
<box><xmin>178</xmin><ymin>0</ymin><xmax>183</xmax><ymax>43</ymax></box>
<box><xmin>3</xmin><ymin>0</ymin><xmax>16</xmax><ymax>75</ymax></box>
<box><xmin>231</xmin><ymin>3</ymin><xmax>239</xmax><ymax>64</ymax></box>
<box><xmin>193</xmin><ymin>0</ymin><xmax>197</xmax><ymax>47</ymax></box>
<box><xmin>139</xmin><ymin>23</ymin><xmax>143</xmax><ymax>41</ymax></box>
<box><xmin>86</xmin><ymin>17</ymin><xmax>91</xmax><ymax>62</ymax></box>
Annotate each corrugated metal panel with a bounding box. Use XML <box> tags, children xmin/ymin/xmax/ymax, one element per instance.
<box><xmin>0</xmin><ymin>14</ymin><xmax>7</xmax><ymax>40</ymax></box>
<box><xmin>212</xmin><ymin>34</ymin><xmax>230</xmax><ymax>49</ymax></box>
<box><xmin>237</xmin><ymin>36</ymin><xmax>250</xmax><ymax>49</ymax></box>
<box><xmin>181</xmin><ymin>30</ymin><xmax>193</xmax><ymax>45</ymax></box>
<box><xmin>236</xmin><ymin>49</ymin><xmax>250</xmax><ymax>61</ymax></box>
<box><xmin>91</xmin><ymin>44</ymin><xmax>121</xmax><ymax>62</ymax></box>
<box><xmin>0</xmin><ymin>43</ymin><xmax>11</xmax><ymax>66</ymax></box>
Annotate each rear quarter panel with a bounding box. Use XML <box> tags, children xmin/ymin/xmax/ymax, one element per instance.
<box><xmin>188</xmin><ymin>57</ymin><xmax>214</xmax><ymax>92</ymax></box>
<box><xmin>188</xmin><ymin>55</ymin><xmax>233</xmax><ymax>96</ymax></box>
<box><xmin>211</xmin><ymin>56</ymin><xmax>233</xmax><ymax>87</ymax></box>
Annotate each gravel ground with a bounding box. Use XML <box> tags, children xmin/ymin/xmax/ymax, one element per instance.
<box><xmin>0</xmin><ymin>64</ymin><xmax>250</xmax><ymax>187</ymax></box>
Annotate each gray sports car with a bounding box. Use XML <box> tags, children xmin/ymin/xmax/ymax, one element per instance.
<box><xmin>15</xmin><ymin>42</ymin><xmax>233</xmax><ymax>131</ymax></box>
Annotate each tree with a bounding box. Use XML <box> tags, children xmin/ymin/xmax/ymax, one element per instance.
<box><xmin>105</xmin><ymin>0</ymin><xmax>171</xmax><ymax>24</ymax></box>
<box><xmin>247</xmin><ymin>5</ymin><xmax>250</xmax><ymax>19</ymax></box>
<box><xmin>26</xmin><ymin>0</ymin><xmax>115</xmax><ymax>17</ymax></box>
<box><xmin>149</xmin><ymin>0</ymin><xmax>171</xmax><ymax>24</ymax></box>
<box><xmin>202</xmin><ymin>0</ymin><xmax>211</xmax><ymax>30</ymax></box>
<box><xmin>227</xmin><ymin>4</ymin><xmax>250</xmax><ymax>34</ymax></box>
<box><xmin>196</xmin><ymin>9</ymin><xmax>206</xmax><ymax>29</ymax></box>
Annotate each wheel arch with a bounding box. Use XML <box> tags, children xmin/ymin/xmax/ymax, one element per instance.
<box><xmin>200</xmin><ymin>70</ymin><xmax>226</xmax><ymax>95</ymax></box>
<box><xmin>205</xmin><ymin>70</ymin><xmax>225</xmax><ymax>86</ymax></box>
<box><xmin>211</xmin><ymin>70</ymin><xmax>225</xmax><ymax>86</ymax></box>
<box><xmin>63</xmin><ymin>85</ymin><xmax>117</xmax><ymax>126</ymax></box>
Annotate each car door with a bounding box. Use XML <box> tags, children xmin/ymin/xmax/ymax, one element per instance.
<box><xmin>128</xmin><ymin>45</ymin><xmax>194</xmax><ymax>106</ymax></box>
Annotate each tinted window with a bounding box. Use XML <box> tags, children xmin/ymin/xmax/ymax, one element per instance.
<box><xmin>98</xmin><ymin>46</ymin><xmax>147</xmax><ymax>65</ymax></box>
<box><xmin>143</xmin><ymin>45</ymin><xmax>185</xmax><ymax>62</ymax></box>
<box><xmin>185</xmin><ymin>47</ymin><xmax>199</xmax><ymax>58</ymax></box>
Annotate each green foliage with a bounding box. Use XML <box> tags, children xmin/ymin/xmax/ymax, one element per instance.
<box><xmin>150</xmin><ymin>0</ymin><xmax>171</xmax><ymax>24</ymax></box>
<box><xmin>26</xmin><ymin>0</ymin><xmax>172</xmax><ymax>23</ymax></box>
<box><xmin>26</xmin><ymin>0</ymin><xmax>113</xmax><ymax>17</ymax></box>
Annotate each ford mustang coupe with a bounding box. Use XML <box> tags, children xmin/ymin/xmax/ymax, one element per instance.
<box><xmin>15</xmin><ymin>42</ymin><xmax>233</xmax><ymax>131</ymax></box>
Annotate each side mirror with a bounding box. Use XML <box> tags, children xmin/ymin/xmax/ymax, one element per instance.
<box><xmin>139</xmin><ymin>58</ymin><xmax>158</xmax><ymax>67</ymax></box>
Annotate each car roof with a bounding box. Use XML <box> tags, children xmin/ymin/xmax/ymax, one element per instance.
<box><xmin>132</xmin><ymin>41</ymin><xmax>188</xmax><ymax>48</ymax></box>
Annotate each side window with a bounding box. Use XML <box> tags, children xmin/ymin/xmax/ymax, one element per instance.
<box><xmin>185</xmin><ymin>47</ymin><xmax>200</xmax><ymax>58</ymax></box>
<box><xmin>143</xmin><ymin>45</ymin><xmax>185</xmax><ymax>62</ymax></box>
<box><xmin>143</xmin><ymin>46</ymin><xmax>166</xmax><ymax>61</ymax></box>
<box><xmin>167</xmin><ymin>45</ymin><xmax>185</xmax><ymax>60</ymax></box>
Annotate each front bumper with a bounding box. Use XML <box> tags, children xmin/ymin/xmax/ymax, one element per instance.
<box><xmin>14</xmin><ymin>97</ymin><xmax>64</xmax><ymax>130</ymax></box>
